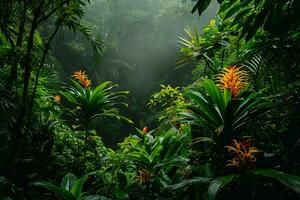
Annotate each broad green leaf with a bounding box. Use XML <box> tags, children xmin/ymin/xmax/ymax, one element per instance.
<box><xmin>70</xmin><ymin>175</ymin><xmax>88</xmax><ymax>200</ymax></box>
<box><xmin>167</xmin><ymin>177</ymin><xmax>211</xmax><ymax>191</ymax></box>
<box><xmin>203</xmin><ymin>79</ymin><xmax>225</xmax><ymax>114</ymax></box>
<box><xmin>223</xmin><ymin>3</ymin><xmax>241</xmax><ymax>20</ymax></box>
<box><xmin>206</xmin><ymin>174</ymin><xmax>239</xmax><ymax>200</ymax></box>
<box><xmin>32</xmin><ymin>181</ymin><xmax>75</xmax><ymax>200</ymax></box>
<box><xmin>218</xmin><ymin>0</ymin><xmax>233</xmax><ymax>14</ymax></box>
<box><xmin>82</xmin><ymin>196</ymin><xmax>109</xmax><ymax>200</ymax></box>
<box><xmin>192</xmin><ymin>0</ymin><xmax>212</xmax><ymax>16</ymax></box>
<box><xmin>61</xmin><ymin>173</ymin><xmax>77</xmax><ymax>191</ymax></box>
<box><xmin>254</xmin><ymin>169</ymin><xmax>300</xmax><ymax>194</ymax></box>
<box><xmin>231</xmin><ymin>8</ymin><xmax>252</xmax><ymax>27</ymax></box>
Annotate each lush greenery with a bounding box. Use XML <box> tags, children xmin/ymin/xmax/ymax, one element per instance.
<box><xmin>0</xmin><ymin>0</ymin><xmax>300</xmax><ymax>199</ymax></box>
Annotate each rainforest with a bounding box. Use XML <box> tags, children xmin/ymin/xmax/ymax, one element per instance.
<box><xmin>0</xmin><ymin>0</ymin><xmax>300</xmax><ymax>199</ymax></box>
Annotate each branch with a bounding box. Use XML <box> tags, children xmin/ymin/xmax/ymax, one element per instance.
<box><xmin>37</xmin><ymin>0</ymin><xmax>69</xmax><ymax>24</ymax></box>
<box><xmin>27</xmin><ymin>20</ymin><xmax>63</xmax><ymax>121</ymax></box>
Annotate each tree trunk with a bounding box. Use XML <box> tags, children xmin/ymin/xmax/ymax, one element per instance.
<box><xmin>6</xmin><ymin>1</ymin><xmax>28</xmax><ymax>86</ymax></box>
<box><xmin>27</xmin><ymin>21</ymin><xmax>62</xmax><ymax>121</ymax></box>
<box><xmin>18</xmin><ymin>16</ymin><xmax>38</xmax><ymax>126</ymax></box>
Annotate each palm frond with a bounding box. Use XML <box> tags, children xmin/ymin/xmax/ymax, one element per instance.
<box><xmin>243</xmin><ymin>54</ymin><xmax>262</xmax><ymax>76</ymax></box>
<box><xmin>177</xmin><ymin>26</ymin><xmax>203</xmax><ymax>68</ymax></box>
<box><xmin>75</xmin><ymin>21</ymin><xmax>104</xmax><ymax>64</ymax></box>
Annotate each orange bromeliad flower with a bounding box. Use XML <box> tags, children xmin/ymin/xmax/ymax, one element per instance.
<box><xmin>53</xmin><ymin>95</ymin><xmax>61</xmax><ymax>103</ymax></box>
<box><xmin>136</xmin><ymin>169</ymin><xmax>154</xmax><ymax>184</ymax></box>
<box><xmin>217</xmin><ymin>66</ymin><xmax>248</xmax><ymax>98</ymax></box>
<box><xmin>225</xmin><ymin>139</ymin><xmax>261</xmax><ymax>170</ymax></box>
<box><xmin>72</xmin><ymin>70</ymin><xmax>87</xmax><ymax>82</ymax></box>
<box><xmin>80</xmin><ymin>78</ymin><xmax>91</xmax><ymax>88</ymax></box>
<box><xmin>72</xmin><ymin>70</ymin><xmax>92</xmax><ymax>88</ymax></box>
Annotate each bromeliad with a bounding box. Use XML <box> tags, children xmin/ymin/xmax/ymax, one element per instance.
<box><xmin>217</xmin><ymin>66</ymin><xmax>248</xmax><ymax>98</ymax></box>
<box><xmin>136</xmin><ymin>169</ymin><xmax>154</xmax><ymax>184</ymax></box>
<box><xmin>72</xmin><ymin>70</ymin><xmax>92</xmax><ymax>88</ymax></box>
<box><xmin>225</xmin><ymin>139</ymin><xmax>261</xmax><ymax>170</ymax></box>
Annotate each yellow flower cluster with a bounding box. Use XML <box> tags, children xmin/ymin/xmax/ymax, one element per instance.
<box><xmin>225</xmin><ymin>139</ymin><xmax>261</xmax><ymax>169</ymax></box>
<box><xmin>72</xmin><ymin>70</ymin><xmax>91</xmax><ymax>88</ymax></box>
<box><xmin>217</xmin><ymin>66</ymin><xmax>248</xmax><ymax>98</ymax></box>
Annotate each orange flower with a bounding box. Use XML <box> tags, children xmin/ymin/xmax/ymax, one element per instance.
<box><xmin>225</xmin><ymin>139</ymin><xmax>261</xmax><ymax>170</ymax></box>
<box><xmin>143</xmin><ymin>126</ymin><xmax>148</xmax><ymax>134</ymax></box>
<box><xmin>53</xmin><ymin>95</ymin><xmax>61</xmax><ymax>103</ymax></box>
<box><xmin>72</xmin><ymin>70</ymin><xmax>92</xmax><ymax>88</ymax></box>
<box><xmin>217</xmin><ymin>66</ymin><xmax>248</xmax><ymax>98</ymax></box>
<box><xmin>136</xmin><ymin>169</ymin><xmax>154</xmax><ymax>184</ymax></box>
<box><xmin>80</xmin><ymin>78</ymin><xmax>91</xmax><ymax>88</ymax></box>
<box><xmin>72</xmin><ymin>70</ymin><xmax>87</xmax><ymax>82</ymax></box>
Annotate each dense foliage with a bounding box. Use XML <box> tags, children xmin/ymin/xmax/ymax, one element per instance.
<box><xmin>1</xmin><ymin>0</ymin><xmax>300</xmax><ymax>199</ymax></box>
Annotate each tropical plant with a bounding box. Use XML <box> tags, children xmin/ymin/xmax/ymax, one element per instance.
<box><xmin>60</xmin><ymin>71</ymin><xmax>131</xmax><ymax>174</ymax></box>
<box><xmin>127</xmin><ymin>126</ymin><xmax>190</xmax><ymax>198</ymax></box>
<box><xmin>191</xmin><ymin>0</ymin><xmax>300</xmax><ymax>40</ymax></box>
<box><xmin>168</xmin><ymin>137</ymin><xmax>300</xmax><ymax>200</ymax></box>
<box><xmin>182</xmin><ymin>78</ymin><xmax>269</xmax><ymax>136</ymax></box>
<box><xmin>92</xmin><ymin>126</ymin><xmax>191</xmax><ymax>199</ymax></box>
<box><xmin>177</xmin><ymin>20</ymin><xmax>241</xmax><ymax>79</ymax></box>
<box><xmin>60</xmin><ymin>71</ymin><xmax>131</xmax><ymax>129</ymax></box>
<box><xmin>205</xmin><ymin>169</ymin><xmax>300</xmax><ymax>200</ymax></box>
<box><xmin>0</xmin><ymin>1</ymin><xmax>104</xmax><ymax>186</ymax></box>
<box><xmin>148</xmin><ymin>84</ymin><xmax>185</xmax><ymax>122</ymax></box>
<box><xmin>32</xmin><ymin>173</ymin><xmax>103</xmax><ymax>200</ymax></box>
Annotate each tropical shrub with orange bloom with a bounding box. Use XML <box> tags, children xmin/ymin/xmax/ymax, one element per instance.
<box><xmin>72</xmin><ymin>70</ymin><xmax>91</xmax><ymax>88</ymax></box>
<box><xmin>225</xmin><ymin>139</ymin><xmax>261</xmax><ymax>170</ymax></box>
<box><xmin>217</xmin><ymin>66</ymin><xmax>248</xmax><ymax>98</ymax></box>
<box><xmin>60</xmin><ymin>71</ymin><xmax>131</xmax><ymax>129</ymax></box>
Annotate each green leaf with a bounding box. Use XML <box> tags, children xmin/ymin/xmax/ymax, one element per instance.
<box><xmin>223</xmin><ymin>89</ymin><xmax>231</xmax><ymax>107</ymax></box>
<box><xmin>241</xmin><ymin>0</ymin><xmax>252</xmax><ymax>7</ymax></box>
<box><xmin>167</xmin><ymin>177</ymin><xmax>211</xmax><ymax>191</ymax></box>
<box><xmin>192</xmin><ymin>137</ymin><xmax>216</xmax><ymax>145</ymax></box>
<box><xmin>245</xmin><ymin>9</ymin><xmax>270</xmax><ymax>41</ymax></box>
<box><xmin>81</xmin><ymin>196</ymin><xmax>109</xmax><ymax>200</ymax></box>
<box><xmin>117</xmin><ymin>172</ymin><xmax>127</xmax><ymax>186</ymax></box>
<box><xmin>203</xmin><ymin>79</ymin><xmax>225</xmax><ymax>114</ymax></box>
<box><xmin>114</xmin><ymin>185</ymin><xmax>129</xmax><ymax>199</ymax></box>
<box><xmin>206</xmin><ymin>174</ymin><xmax>239</xmax><ymax>200</ymax></box>
<box><xmin>231</xmin><ymin>8</ymin><xmax>252</xmax><ymax>27</ymax></box>
<box><xmin>150</xmin><ymin>145</ymin><xmax>163</xmax><ymax>163</ymax></box>
<box><xmin>218</xmin><ymin>1</ymin><xmax>233</xmax><ymax>14</ymax></box>
<box><xmin>254</xmin><ymin>169</ymin><xmax>300</xmax><ymax>194</ymax></box>
<box><xmin>61</xmin><ymin>173</ymin><xmax>77</xmax><ymax>192</ymax></box>
<box><xmin>70</xmin><ymin>175</ymin><xmax>88</xmax><ymax>200</ymax></box>
<box><xmin>223</xmin><ymin>3</ymin><xmax>241</xmax><ymax>20</ymax></box>
<box><xmin>192</xmin><ymin>0</ymin><xmax>212</xmax><ymax>16</ymax></box>
<box><xmin>32</xmin><ymin>181</ymin><xmax>75</xmax><ymax>200</ymax></box>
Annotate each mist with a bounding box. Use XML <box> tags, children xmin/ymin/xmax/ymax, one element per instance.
<box><xmin>80</xmin><ymin>0</ymin><xmax>217</xmax><ymax>127</ymax></box>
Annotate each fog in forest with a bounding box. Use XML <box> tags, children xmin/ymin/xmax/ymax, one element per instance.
<box><xmin>50</xmin><ymin>0</ymin><xmax>217</xmax><ymax>141</ymax></box>
<box><xmin>84</xmin><ymin>0</ymin><xmax>217</xmax><ymax>90</ymax></box>
<box><xmin>85</xmin><ymin>0</ymin><xmax>216</xmax><ymax>120</ymax></box>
